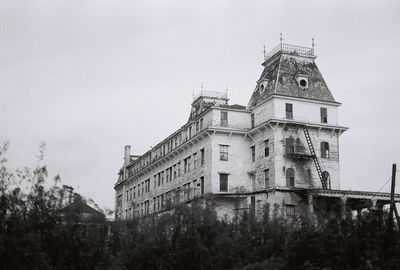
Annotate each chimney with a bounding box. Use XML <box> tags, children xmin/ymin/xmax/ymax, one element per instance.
<box><xmin>124</xmin><ymin>145</ymin><xmax>131</xmax><ymax>167</ymax></box>
<box><xmin>123</xmin><ymin>145</ymin><xmax>131</xmax><ymax>180</ymax></box>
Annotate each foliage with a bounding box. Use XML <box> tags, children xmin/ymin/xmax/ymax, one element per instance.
<box><xmin>1</xmin><ymin>142</ymin><xmax>400</xmax><ymax>270</ymax></box>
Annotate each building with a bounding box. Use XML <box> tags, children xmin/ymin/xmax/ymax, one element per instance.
<box><xmin>61</xmin><ymin>195</ymin><xmax>106</xmax><ymax>223</ymax></box>
<box><xmin>114</xmin><ymin>42</ymin><xmax>399</xmax><ymax>220</ymax></box>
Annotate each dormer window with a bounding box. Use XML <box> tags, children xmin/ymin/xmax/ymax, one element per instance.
<box><xmin>296</xmin><ymin>75</ymin><xmax>309</xmax><ymax>89</ymax></box>
<box><xmin>258</xmin><ymin>79</ymin><xmax>268</xmax><ymax>93</ymax></box>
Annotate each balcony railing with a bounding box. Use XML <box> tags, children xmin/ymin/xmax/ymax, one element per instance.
<box><xmin>194</xmin><ymin>90</ymin><xmax>228</xmax><ymax>100</ymax></box>
<box><xmin>265</xmin><ymin>43</ymin><xmax>314</xmax><ymax>60</ymax></box>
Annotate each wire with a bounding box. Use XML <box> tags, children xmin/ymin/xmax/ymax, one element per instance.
<box><xmin>371</xmin><ymin>175</ymin><xmax>392</xmax><ymax>199</ymax></box>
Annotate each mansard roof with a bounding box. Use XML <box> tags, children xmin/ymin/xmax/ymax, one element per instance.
<box><xmin>247</xmin><ymin>43</ymin><xmax>336</xmax><ymax>109</ymax></box>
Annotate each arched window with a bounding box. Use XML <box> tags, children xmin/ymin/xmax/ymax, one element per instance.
<box><xmin>321</xmin><ymin>142</ymin><xmax>330</xmax><ymax>159</ymax></box>
<box><xmin>322</xmin><ymin>171</ymin><xmax>331</xmax><ymax>189</ymax></box>
<box><xmin>286</xmin><ymin>168</ymin><xmax>295</xmax><ymax>187</ymax></box>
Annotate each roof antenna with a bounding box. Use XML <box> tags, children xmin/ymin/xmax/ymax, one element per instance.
<box><xmin>312</xmin><ymin>37</ymin><xmax>315</xmax><ymax>54</ymax></box>
<box><xmin>263</xmin><ymin>45</ymin><xmax>266</xmax><ymax>60</ymax></box>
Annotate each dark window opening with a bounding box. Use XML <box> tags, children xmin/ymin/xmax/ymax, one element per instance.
<box><xmin>251</xmin><ymin>146</ymin><xmax>255</xmax><ymax>162</ymax></box>
<box><xmin>251</xmin><ymin>113</ymin><xmax>255</xmax><ymax>128</ymax></box>
<box><xmin>219</xmin><ymin>174</ymin><xmax>228</xmax><ymax>192</ymax></box>
<box><xmin>299</xmin><ymin>79</ymin><xmax>307</xmax><ymax>87</ymax></box>
<box><xmin>221</xmin><ymin>111</ymin><xmax>228</xmax><ymax>127</ymax></box>
<box><xmin>321</xmin><ymin>107</ymin><xmax>328</xmax><ymax>123</ymax></box>
<box><xmin>265</xmin><ymin>139</ymin><xmax>270</xmax><ymax>157</ymax></box>
<box><xmin>321</xmin><ymin>142</ymin><xmax>330</xmax><ymax>159</ymax></box>
<box><xmin>286</xmin><ymin>138</ymin><xmax>295</xmax><ymax>154</ymax></box>
<box><xmin>286</xmin><ymin>168</ymin><xmax>295</xmax><ymax>187</ymax></box>
<box><xmin>322</xmin><ymin>171</ymin><xmax>331</xmax><ymax>189</ymax></box>
<box><xmin>286</xmin><ymin>103</ymin><xmax>293</xmax><ymax>119</ymax></box>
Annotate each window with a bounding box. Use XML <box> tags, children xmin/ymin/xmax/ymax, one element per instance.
<box><xmin>220</xmin><ymin>145</ymin><xmax>229</xmax><ymax>161</ymax></box>
<box><xmin>161</xmin><ymin>171</ymin><xmax>164</xmax><ymax>185</ymax></box>
<box><xmin>320</xmin><ymin>107</ymin><xmax>328</xmax><ymax>123</ymax></box>
<box><xmin>321</xmin><ymin>142</ymin><xmax>330</xmax><ymax>159</ymax></box>
<box><xmin>264</xmin><ymin>139</ymin><xmax>269</xmax><ymax>157</ymax></box>
<box><xmin>133</xmin><ymin>187</ymin><xmax>136</xmax><ymax>198</ymax></box>
<box><xmin>285</xmin><ymin>103</ymin><xmax>293</xmax><ymax>119</ymax></box>
<box><xmin>178</xmin><ymin>162</ymin><xmax>181</xmax><ymax>177</ymax></box>
<box><xmin>193</xmin><ymin>153</ymin><xmax>198</xmax><ymax>169</ymax></box>
<box><xmin>250</xmin><ymin>196</ymin><xmax>256</xmax><ymax>215</ymax></box>
<box><xmin>184</xmin><ymin>158</ymin><xmax>188</xmax><ymax>173</ymax></box>
<box><xmin>221</xmin><ymin>111</ymin><xmax>228</xmax><ymax>127</ymax></box>
<box><xmin>200</xmin><ymin>149</ymin><xmax>205</xmax><ymax>165</ymax></box>
<box><xmin>264</xmin><ymin>169</ymin><xmax>270</xmax><ymax>188</ymax></box>
<box><xmin>219</xmin><ymin>173</ymin><xmax>228</xmax><ymax>192</ymax></box>
<box><xmin>138</xmin><ymin>184</ymin><xmax>141</xmax><ymax>196</ymax></box>
<box><xmin>173</xmin><ymin>165</ymin><xmax>177</xmax><ymax>179</ymax></box>
<box><xmin>200</xmin><ymin>118</ymin><xmax>203</xmax><ymax>130</ymax></box>
<box><xmin>251</xmin><ymin>113</ymin><xmax>255</xmax><ymax>128</ymax></box>
<box><xmin>286</xmin><ymin>168</ymin><xmax>295</xmax><ymax>187</ymax></box>
<box><xmin>200</xmin><ymin>176</ymin><xmax>204</xmax><ymax>195</ymax></box>
<box><xmin>187</xmin><ymin>156</ymin><xmax>192</xmax><ymax>172</ymax></box>
<box><xmin>286</xmin><ymin>205</ymin><xmax>295</xmax><ymax>218</ymax></box>
<box><xmin>322</xmin><ymin>171</ymin><xmax>331</xmax><ymax>189</ymax></box>
<box><xmin>286</xmin><ymin>138</ymin><xmax>295</xmax><ymax>154</ymax></box>
<box><xmin>251</xmin><ymin>146</ymin><xmax>255</xmax><ymax>162</ymax></box>
<box><xmin>196</xmin><ymin>121</ymin><xmax>199</xmax><ymax>133</ymax></box>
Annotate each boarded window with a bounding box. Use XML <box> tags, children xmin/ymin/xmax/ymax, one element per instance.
<box><xmin>321</xmin><ymin>142</ymin><xmax>330</xmax><ymax>158</ymax></box>
<box><xmin>286</xmin><ymin>138</ymin><xmax>295</xmax><ymax>154</ymax></box>
<box><xmin>219</xmin><ymin>173</ymin><xmax>228</xmax><ymax>192</ymax></box>
<box><xmin>264</xmin><ymin>169</ymin><xmax>270</xmax><ymax>188</ymax></box>
<box><xmin>265</xmin><ymin>139</ymin><xmax>270</xmax><ymax>157</ymax></box>
<box><xmin>220</xmin><ymin>145</ymin><xmax>229</xmax><ymax>161</ymax></box>
<box><xmin>251</xmin><ymin>146</ymin><xmax>255</xmax><ymax>162</ymax></box>
<box><xmin>221</xmin><ymin>111</ymin><xmax>228</xmax><ymax>127</ymax></box>
<box><xmin>286</xmin><ymin>103</ymin><xmax>293</xmax><ymax>119</ymax></box>
<box><xmin>286</xmin><ymin>168</ymin><xmax>295</xmax><ymax>187</ymax></box>
<box><xmin>320</xmin><ymin>107</ymin><xmax>328</xmax><ymax>123</ymax></box>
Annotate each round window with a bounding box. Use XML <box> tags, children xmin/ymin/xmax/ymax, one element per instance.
<box><xmin>299</xmin><ymin>79</ymin><xmax>307</xmax><ymax>87</ymax></box>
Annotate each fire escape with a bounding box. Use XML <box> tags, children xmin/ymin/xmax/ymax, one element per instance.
<box><xmin>284</xmin><ymin>125</ymin><xmax>328</xmax><ymax>190</ymax></box>
<box><xmin>302</xmin><ymin>126</ymin><xmax>327</xmax><ymax>189</ymax></box>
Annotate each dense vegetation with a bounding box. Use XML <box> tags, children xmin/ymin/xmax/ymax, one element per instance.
<box><xmin>1</xmin><ymin>143</ymin><xmax>399</xmax><ymax>270</ymax></box>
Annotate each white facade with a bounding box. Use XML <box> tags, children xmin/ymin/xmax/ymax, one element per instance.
<box><xmin>114</xmin><ymin>44</ymin><xmax>353</xmax><ymax>220</ymax></box>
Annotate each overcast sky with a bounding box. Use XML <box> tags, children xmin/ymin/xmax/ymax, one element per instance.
<box><xmin>1</xmin><ymin>0</ymin><xmax>399</xmax><ymax>210</ymax></box>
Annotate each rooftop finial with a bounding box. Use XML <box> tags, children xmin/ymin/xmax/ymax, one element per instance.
<box><xmin>225</xmin><ymin>85</ymin><xmax>229</xmax><ymax>95</ymax></box>
<box><xmin>201</xmin><ymin>82</ymin><xmax>204</xmax><ymax>91</ymax></box>
<box><xmin>312</xmin><ymin>37</ymin><xmax>315</xmax><ymax>50</ymax></box>
<box><xmin>263</xmin><ymin>45</ymin><xmax>266</xmax><ymax>60</ymax></box>
<box><xmin>280</xmin><ymin>32</ymin><xmax>283</xmax><ymax>45</ymax></box>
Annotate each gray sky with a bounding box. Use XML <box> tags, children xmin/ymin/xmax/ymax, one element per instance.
<box><xmin>1</xmin><ymin>0</ymin><xmax>399</xmax><ymax>210</ymax></box>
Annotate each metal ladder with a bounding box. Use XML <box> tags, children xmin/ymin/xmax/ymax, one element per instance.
<box><xmin>303</xmin><ymin>126</ymin><xmax>327</xmax><ymax>189</ymax></box>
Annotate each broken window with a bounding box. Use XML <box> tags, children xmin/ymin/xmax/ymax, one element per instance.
<box><xmin>285</xmin><ymin>138</ymin><xmax>295</xmax><ymax>154</ymax></box>
<box><xmin>221</xmin><ymin>111</ymin><xmax>228</xmax><ymax>127</ymax></box>
<box><xmin>220</xmin><ymin>145</ymin><xmax>229</xmax><ymax>161</ymax></box>
<box><xmin>286</xmin><ymin>168</ymin><xmax>295</xmax><ymax>187</ymax></box>
<box><xmin>321</xmin><ymin>107</ymin><xmax>328</xmax><ymax>123</ymax></box>
<box><xmin>322</xmin><ymin>171</ymin><xmax>331</xmax><ymax>189</ymax></box>
<box><xmin>285</xmin><ymin>103</ymin><xmax>293</xmax><ymax>119</ymax></box>
<box><xmin>219</xmin><ymin>173</ymin><xmax>228</xmax><ymax>192</ymax></box>
<box><xmin>321</xmin><ymin>142</ymin><xmax>330</xmax><ymax>159</ymax></box>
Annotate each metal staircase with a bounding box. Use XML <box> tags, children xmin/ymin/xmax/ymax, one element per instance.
<box><xmin>302</xmin><ymin>126</ymin><xmax>327</xmax><ymax>189</ymax></box>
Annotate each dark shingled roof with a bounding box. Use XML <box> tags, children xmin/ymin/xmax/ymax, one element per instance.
<box><xmin>247</xmin><ymin>52</ymin><xmax>336</xmax><ymax>109</ymax></box>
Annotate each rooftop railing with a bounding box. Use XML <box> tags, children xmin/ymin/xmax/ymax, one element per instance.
<box><xmin>264</xmin><ymin>43</ymin><xmax>314</xmax><ymax>60</ymax></box>
<box><xmin>194</xmin><ymin>90</ymin><xmax>228</xmax><ymax>100</ymax></box>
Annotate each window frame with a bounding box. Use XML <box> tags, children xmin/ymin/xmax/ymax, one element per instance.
<box><xmin>221</xmin><ymin>111</ymin><xmax>228</xmax><ymax>127</ymax></box>
<box><xmin>285</xmin><ymin>103</ymin><xmax>293</xmax><ymax>119</ymax></box>
<box><xmin>219</xmin><ymin>145</ymin><xmax>229</xmax><ymax>161</ymax></box>
<box><xmin>219</xmin><ymin>173</ymin><xmax>228</xmax><ymax>192</ymax></box>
